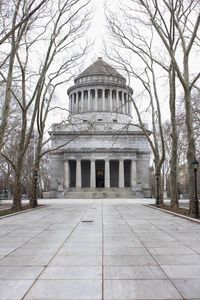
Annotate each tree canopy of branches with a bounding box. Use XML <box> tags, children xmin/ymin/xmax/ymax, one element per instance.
<box><xmin>105</xmin><ymin>0</ymin><xmax>200</xmax><ymax>214</ymax></box>
<box><xmin>0</xmin><ymin>0</ymin><xmax>92</xmax><ymax>210</ymax></box>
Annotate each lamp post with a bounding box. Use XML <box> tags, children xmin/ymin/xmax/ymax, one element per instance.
<box><xmin>155</xmin><ymin>172</ymin><xmax>160</xmax><ymax>207</ymax></box>
<box><xmin>191</xmin><ymin>158</ymin><xmax>199</xmax><ymax>218</ymax></box>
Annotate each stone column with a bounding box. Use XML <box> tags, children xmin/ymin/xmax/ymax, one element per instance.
<box><xmin>76</xmin><ymin>159</ymin><xmax>81</xmax><ymax>188</ymax></box>
<box><xmin>119</xmin><ymin>159</ymin><xmax>124</xmax><ymax>188</ymax></box>
<box><xmin>64</xmin><ymin>160</ymin><xmax>69</xmax><ymax>190</ymax></box>
<box><xmin>71</xmin><ymin>94</ymin><xmax>74</xmax><ymax>113</ymax></box>
<box><xmin>131</xmin><ymin>160</ymin><xmax>137</xmax><ymax>190</ymax></box>
<box><xmin>105</xmin><ymin>159</ymin><xmax>110</xmax><ymax>188</ymax></box>
<box><xmin>88</xmin><ymin>89</ymin><xmax>91</xmax><ymax>111</ymax></box>
<box><xmin>122</xmin><ymin>92</ymin><xmax>126</xmax><ymax>113</ymax></box>
<box><xmin>95</xmin><ymin>89</ymin><xmax>98</xmax><ymax>111</ymax></box>
<box><xmin>69</xmin><ymin>96</ymin><xmax>71</xmax><ymax>113</ymax></box>
<box><xmin>102</xmin><ymin>89</ymin><xmax>105</xmax><ymax>111</ymax></box>
<box><xmin>125</xmin><ymin>93</ymin><xmax>128</xmax><ymax>114</ymax></box>
<box><xmin>110</xmin><ymin>90</ymin><xmax>113</xmax><ymax>112</ymax></box>
<box><xmin>128</xmin><ymin>95</ymin><xmax>131</xmax><ymax>115</ymax></box>
<box><xmin>116</xmin><ymin>90</ymin><xmax>119</xmax><ymax>112</ymax></box>
<box><xmin>75</xmin><ymin>93</ymin><xmax>78</xmax><ymax>113</ymax></box>
<box><xmin>90</xmin><ymin>159</ymin><xmax>96</xmax><ymax>188</ymax></box>
<box><xmin>81</xmin><ymin>91</ymin><xmax>84</xmax><ymax>112</ymax></box>
<box><xmin>71</xmin><ymin>95</ymin><xmax>74</xmax><ymax>113</ymax></box>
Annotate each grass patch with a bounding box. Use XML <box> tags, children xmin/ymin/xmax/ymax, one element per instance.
<box><xmin>160</xmin><ymin>204</ymin><xmax>189</xmax><ymax>216</ymax></box>
<box><xmin>150</xmin><ymin>204</ymin><xmax>190</xmax><ymax>217</ymax></box>
<box><xmin>0</xmin><ymin>204</ymin><xmax>44</xmax><ymax>217</ymax></box>
<box><xmin>0</xmin><ymin>205</ymin><xmax>31</xmax><ymax>216</ymax></box>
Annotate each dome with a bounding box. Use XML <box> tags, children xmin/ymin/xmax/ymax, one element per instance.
<box><xmin>67</xmin><ymin>57</ymin><xmax>133</xmax><ymax>118</ymax></box>
<box><xmin>75</xmin><ymin>57</ymin><xmax>125</xmax><ymax>83</ymax></box>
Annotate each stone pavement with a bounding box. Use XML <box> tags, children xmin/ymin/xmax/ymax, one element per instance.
<box><xmin>0</xmin><ymin>198</ymin><xmax>200</xmax><ymax>300</ymax></box>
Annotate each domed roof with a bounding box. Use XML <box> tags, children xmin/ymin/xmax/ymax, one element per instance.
<box><xmin>75</xmin><ymin>57</ymin><xmax>125</xmax><ymax>82</ymax></box>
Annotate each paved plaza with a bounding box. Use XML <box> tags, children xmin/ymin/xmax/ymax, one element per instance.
<box><xmin>0</xmin><ymin>198</ymin><xmax>200</xmax><ymax>299</ymax></box>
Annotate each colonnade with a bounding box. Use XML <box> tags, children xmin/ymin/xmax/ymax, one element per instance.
<box><xmin>63</xmin><ymin>159</ymin><xmax>137</xmax><ymax>189</ymax></box>
<box><xmin>69</xmin><ymin>89</ymin><xmax>131</xmax><ymax>114</ymax></box>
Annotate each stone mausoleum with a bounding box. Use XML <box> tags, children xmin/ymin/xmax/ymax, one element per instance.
<box><xmin>49</xmin><ymin>57</ymin><xmax>150</xmax><ymax>198</ymax></box>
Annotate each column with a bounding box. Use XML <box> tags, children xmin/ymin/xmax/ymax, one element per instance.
<box><xmin>90</xmin><ymin>159</ymin><xmax>96</xmax><ymax>188</ymax></box>
<box><xmin>88</xmin><ymin>89</ymin><xmax>91</xmax><ymax>111</ymax></box>
<box><xmin>102</xmin><ymin>89</ymin><xmax>105</xmax><ymax>111</ymax></box>
<box><xmin>105</xmin><ymin>159</ymin><xmax>110</xmax><ymax>188</ymax></box>
<box><xmin>125</xmin><ymin>94</ymin><xmax>127</xmax><ymax>114</ymax></box>
<box><xmin>69</xmin><ymin>96</ymin><xmax>71</xmax><ymax>113</ymax></box>
<box><xmin>71</xmin><ymin>95</ymin><xmax>74</xmax><ymax>113</ymax></box>
<box><xmin>75</xmin><ymin>93</ymin><xmax>78</xmax><ymax>113</ymax></box>
<box><xmin>95</xmin><ymin>89</ymin><xmax>98</xmax><ymax>111</ymax></box>
<box><xmin>76</xmin><ymin>159</ymin><xmax>81</xmax><ymax>188</ymax></box>
<box><xmin>128</xmin><ymin>95</ymin><xmax>131</xmax><ymax>115</ymax></box>
<box><xmin>122</xmin><ymin>92</ymin><xmax>126</xmax><ymax>113</ymax></box>
<box><xmin>131</xmin><ymin>160</ymin><xmax>137</xmax><ymax>190</ymax></box>
<box><xmin>81</xmin><ymin>91</ymin><xmax>84</xmax><ymax>112</ymax></box>
<box><xmin>110</xmin><ymin>90</ymin><xmax>113</xmax><ymax>112</ymax></box>
<box><xmin>119</xmin><ymin>159</ymin><xmax>124</xmax><ymax>188</ymax></box>
<box><xmin>116</xmin><ymin>90</ymin><xmax>119</xmax><ymax>113</ymax></box>
<box><xmin>64</xmin><ymin>160</ymin><xmax>69</xmax><ymax>190</ymax></box>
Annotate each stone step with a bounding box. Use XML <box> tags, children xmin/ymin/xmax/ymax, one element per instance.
<box><xmin>64</xmin><ymin>188</ymin><xmax>141</xmax><ymax>199</ymax></box>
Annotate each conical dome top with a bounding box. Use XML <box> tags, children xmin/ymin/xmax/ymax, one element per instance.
<box><xmin>75</xmin><ymin>57</ymin><xmax>125</xmax><ymax>83</ymax></box>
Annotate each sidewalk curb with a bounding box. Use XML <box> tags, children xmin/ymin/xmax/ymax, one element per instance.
<box><xmin>144</xmin><ymin>204</ymin><xmax>200</xmax><ymax>224</ymax></box>
<box><xmin>0</xmin><ymin>205</ymin><xmax>46</xmax><ymax>220</ymax></box>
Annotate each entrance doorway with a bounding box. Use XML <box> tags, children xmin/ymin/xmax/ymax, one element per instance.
<box><xmin>96</xmin><ymin>160</ymin><xmax>105</xmax><ymax>187</ymax></box>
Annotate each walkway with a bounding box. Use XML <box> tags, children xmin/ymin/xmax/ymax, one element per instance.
<box><xmin>0</xmin><ymin>198</ymin><xmax>200</xmax><ymax>299</ymax></box>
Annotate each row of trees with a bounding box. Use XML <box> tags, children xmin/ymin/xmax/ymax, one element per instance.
<box><xmin>105</xmin><ymin>0</ymin><xmax>200</xmax><ymax>215</ymax></box>
<box><xmin>0</xmin><ymin>0</ymin><xmax>92</xmax><ymax>210</ymax></box>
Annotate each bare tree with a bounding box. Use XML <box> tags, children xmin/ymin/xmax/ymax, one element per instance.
<box><xmin>0</xmin><ymin>0</ymin><xmax>48</xmax><ymax>151</ymax></box>
<box><xmin>133</xmin><ymin>0</ymin><xmax>200</xmax><ymax>214</ymax></box>
<box><xmin>1</xmin><ymin>0</ymin><xmax>91</xmax><ymax>211</ymax></box>
<box><xmin>105</xmin><ymin>13</ymin><xmax>166</xmax><ymax>204</ymax></box>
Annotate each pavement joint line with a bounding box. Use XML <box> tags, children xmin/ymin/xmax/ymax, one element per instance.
<box><xmin>113</xmin><ymin>203</ymin><xmax>185</xmax><ymax>300</ymax></box>
<box><xmin>136</xmin><ymin>204</ymin><xmax>200</xmax><ymax>256</ymax></box>
<box><xmin>145</xmin><ymin>203</ymin><xmax>200</xmax><ymax>224</ymax></box>
<box><xmin>0</xmin><ymin>208</ymin><xmax>64</xmax><ymax>260</ymax></box>
<box><xmin>21</xmin><ymin>202</ymin><xmax>95</xmax><ymax>300</ymax></box>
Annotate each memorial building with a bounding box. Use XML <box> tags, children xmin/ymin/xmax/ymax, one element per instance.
<box><xmin>49</xmin><ymin>57</ymin><xmax>150</xmax><ymax>198</ymax></box>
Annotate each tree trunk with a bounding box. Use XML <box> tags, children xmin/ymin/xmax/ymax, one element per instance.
<box><xmin>169</xmin><ymin>66</ymin><xmax>179</xmax><ymax>207</ymax></box>
<box><xmin>29</xmin><ymin>167</ymin><xmax>39</xmax><ymax>208</ymax></box>
<box><xmin>29</xmin><ymin>138</ymin><xmax>42</xmax><ymax>208</ymax></box>
<box><xmin>185</xmin><ymin>89</ymin><xmax>196</xmax><ymax>215</ymax></box>
<box><xmin>12</xmin><ymin>170</ymin><xmax>22</xmax><ymax>211</ymax></box>
<box><xmin>155</xmin><ymin>165</ymin><xmax>164</xmax><ymax>205</ymax></box>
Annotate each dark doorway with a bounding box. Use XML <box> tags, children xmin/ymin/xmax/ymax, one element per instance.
<box><xmin>81</xmin><ymin>160</ymin><xmax>90</xmax><ymax>187</ymax></box>
<box><xmin>124</xmin><ymin>160</ymin><xmax>131</xmax><ymax>187</ymax></box>
<box><xmin>96</xmin><ymin>160</ymin><xmax>105</xmax><ymax>187</ymax></box>
<box><xmin>110</xmin><ymin>160</ymin><xmax>119</xmax><ymax>187</ymax></box>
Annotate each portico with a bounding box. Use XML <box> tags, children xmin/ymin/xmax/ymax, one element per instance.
<box><xmin>63</xmin><ymin>158</ymin><xmax>137</xmax><ymax>190</ymax></box>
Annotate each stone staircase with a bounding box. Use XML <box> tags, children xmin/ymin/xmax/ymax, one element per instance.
<box><xmin>64</xmin><ymin>188</ymin><xmax>141</xmax><ymax>199</ymax></box>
